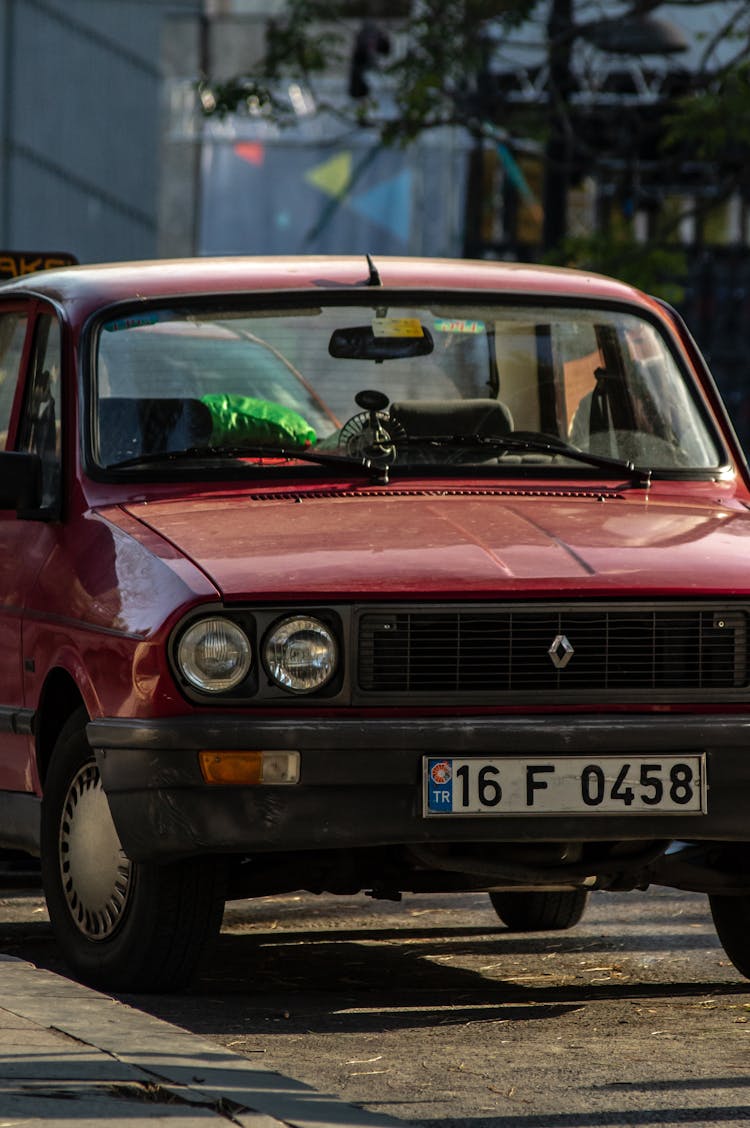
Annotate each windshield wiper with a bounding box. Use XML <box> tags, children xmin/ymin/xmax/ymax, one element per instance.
<box><xmin>105</xmin><ymin>437</ymin><xmax>652</xmax><ymax>489</ymax></box>
<box><xmin>105</xmin><ymin>444</ymin><xmax>371</xmax><ymax>472</ymax></box>
<box><xmin>406</xmin><ymin>433</ymin><xmax>652</xmax><ymax>487</ymax></box>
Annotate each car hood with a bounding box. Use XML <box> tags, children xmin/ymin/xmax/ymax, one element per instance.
<box><xmin>118</xmin><ymin>486</ymin><xmax>750</xmax><ymax>600</ymax></box>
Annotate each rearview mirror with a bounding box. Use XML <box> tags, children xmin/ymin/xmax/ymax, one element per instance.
<box><xmin>329</xmin><ymin>325</ymin><xmax>433</xmax><ymax>362</ymax></box>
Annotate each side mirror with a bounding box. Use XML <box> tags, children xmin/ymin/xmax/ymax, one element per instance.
<box><xmin>0</xmin><ymin>451</ymin><xmax>42</xmax><ymax>511</ymax></box>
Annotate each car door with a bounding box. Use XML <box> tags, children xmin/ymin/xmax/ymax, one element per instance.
<box><xmin>0</xmin><ymin>306</ymin><xmax>62</xmax><ymax>801</ymax></box>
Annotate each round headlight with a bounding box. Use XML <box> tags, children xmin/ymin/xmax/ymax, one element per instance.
<box><xmin>264</xmin><ymin>616</ymin><xmax>338</xmax><ymax>693</ymax></box>
<box><xmin>177</xmin><ymin>617</ymin><xmax>252</xmax><ymax>694</ymax></box>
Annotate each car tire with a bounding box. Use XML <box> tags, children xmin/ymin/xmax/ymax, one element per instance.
<box><xmin>489</xmin><ymin>889</ymin><xmax>588</xmax><ymax>932</ymax></box>
<box><xmin>41</xmin><ymin>710</ymin><xmax>226</xmax><ymax>992</ymax></box>
<box><xmin>709</xmin><ymin>894</ymin><xmax>750</xmax><ymax>980</ymax></box>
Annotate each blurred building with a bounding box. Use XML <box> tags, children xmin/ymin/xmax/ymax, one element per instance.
<box><xmin>163</xmin><ymin>0</ymin><xmax>468</xmax><ymax>259</ymax></box>
<box><xmin>3</xmin><ymin>1</ymin><xmax>745</xmax><ymax>266</ymax></box>
<box><xmin>0</xmin><ymin>0</ymin><xmax>201</xmax><ymax>263</ymax></box>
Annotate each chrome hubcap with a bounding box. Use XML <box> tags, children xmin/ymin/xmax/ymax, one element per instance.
<box><xmin>59</xmin><ymin>761</ymin><xmax>132</xmax><ymax>940</ymax></box>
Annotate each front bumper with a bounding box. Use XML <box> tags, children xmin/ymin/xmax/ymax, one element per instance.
<box><xmin>88</xmin><ymin>714</ymin><xmax>750</xmax><ymax>863</ymax></box>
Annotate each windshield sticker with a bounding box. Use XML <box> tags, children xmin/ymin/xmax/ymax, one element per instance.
<box><xmin>372</xmin><ymin>317</ymin><xmax>424</xmax><ymax>338</ymax></box>
<box><xmin>102</xmin><ymin>310</ymin><xmax>177</xmax><ymax>332</ymax></box>
<box><xmin>434</xmin><ymin>318</ymin><xmax>486</xmax><ymax>335</ymax></box>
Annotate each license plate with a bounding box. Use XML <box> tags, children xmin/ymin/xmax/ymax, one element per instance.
<box><xmin>423</xmin><ymin>755</ymin><xmax>706</xmax><ymax>815</ymax></box>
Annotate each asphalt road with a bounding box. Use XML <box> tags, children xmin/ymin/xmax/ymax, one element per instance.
<box><xmin>2</xmin><ymin>882</ymin><xmax>750</xmax><ymax>1127</ymax></box>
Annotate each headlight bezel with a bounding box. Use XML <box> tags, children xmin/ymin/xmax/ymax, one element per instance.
<box><xmin>169</xmin><ymin>606</ymin><xmax>344</xmax><ymax>703</ymax></box>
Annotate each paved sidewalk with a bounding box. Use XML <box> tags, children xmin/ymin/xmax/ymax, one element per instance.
<box><xmin>0</xmin><ymin>954</ymin><xmax>403</xmax><ymax>1128</ymax></box>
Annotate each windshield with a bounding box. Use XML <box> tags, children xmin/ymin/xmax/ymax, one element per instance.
<box><xmin>92</xmin><ymin>300</ymin><xmax>722</xmax><ymax>475</ymax></box>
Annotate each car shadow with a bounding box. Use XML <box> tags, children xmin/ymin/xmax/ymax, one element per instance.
<box><xmin>3</xmin><ymin>887</ymin><xmax>749</xmax><ymax>1039</ymax></box>
<box><xmin>118</xmin><ymin>909</ymin><xmax>750</xmax><ymax>1039</ymax></box>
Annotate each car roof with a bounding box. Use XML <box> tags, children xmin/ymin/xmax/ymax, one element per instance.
<box><xmin>0</xmin><ymin>255</ymin><xmax>652</xmax><ymax>325</ymax></box>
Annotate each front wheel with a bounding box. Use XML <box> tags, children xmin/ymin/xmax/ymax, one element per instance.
<box><xmin>489</xmin><ymin>889</ymin><xmax>588</xmax><ymax>932</ymax></box>
<box><xmin>709</xmin><ymin>894</ymin><xmax>750</xmax><ymax>980</ymax></box>
<box><xmin>41</xmin><ymin>710</ymin><xmax>226</xmax><ymax>992</ymax></box>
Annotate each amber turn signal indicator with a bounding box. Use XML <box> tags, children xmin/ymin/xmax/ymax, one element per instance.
<box><xmin>198</xmin><ymin>750</ymin><xmax>300</xmax><ymax>785</ymax></box>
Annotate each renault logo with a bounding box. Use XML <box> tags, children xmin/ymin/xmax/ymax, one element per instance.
<box><xmin>548</xmin><ymin>634</ymin><xmax>574</xmax><ymax>668</ymax></box>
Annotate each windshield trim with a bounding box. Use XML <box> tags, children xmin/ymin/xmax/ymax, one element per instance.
<box><xmin>80</xmin><ymin>289</ymin><xmax>733</xmax><ymax>485</ymax></box>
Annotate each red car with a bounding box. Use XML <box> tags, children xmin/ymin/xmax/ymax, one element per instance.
<box><xmin>1</xmin><ymin>253</ymin><xmax>749</xmax><ymax>991</ymax></box>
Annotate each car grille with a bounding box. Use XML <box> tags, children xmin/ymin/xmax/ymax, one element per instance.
<box><xmin>356</xmin><ymin>604</ymin><xmax>749</xmax><ymax>702</ymax></box>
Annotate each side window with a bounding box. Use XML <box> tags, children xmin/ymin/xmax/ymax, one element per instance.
<box><xmin>17</xmin><ymin>316</ymin><xmax>62</xmax><ymax>509</ymax></box>
<box><xmin>0</xmin><ymin>312</ymin><xmax>28</xmax><ymax>447</ymax></box>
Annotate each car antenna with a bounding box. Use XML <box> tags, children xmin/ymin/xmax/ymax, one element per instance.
<box><xmin>365</xmin><ymin>253</ymin><xmax>381</xmax><ymax>286</ymax></box>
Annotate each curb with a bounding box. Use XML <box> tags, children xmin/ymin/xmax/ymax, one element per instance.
<box><xmin>0</xmin><ymin>954</ymin><xmax>403</xmax><ymax>1128</ymax></box>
